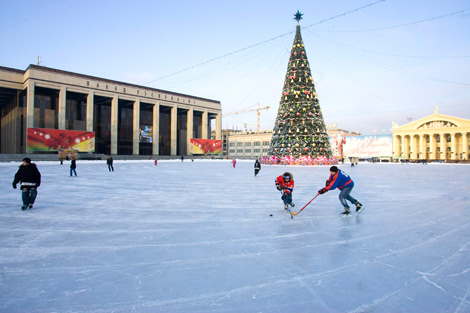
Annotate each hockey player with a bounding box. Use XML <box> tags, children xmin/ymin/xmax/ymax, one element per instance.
<box><xmin>12</xmin><ymin>158</ymin><xmax>41</xmax><ymax>211</ymax></box>
<box><xmin>275</xmin><ymin>172</ymin><xmax>295</xmax><ymax>210</ymax></box>
<box><xmin>318</xmin><ymin>166</ymin><xmax>363</xmax><ymax>217</ymax></box>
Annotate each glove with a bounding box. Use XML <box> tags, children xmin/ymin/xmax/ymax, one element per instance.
<box><xmin>276</xmin><ymin>184</ymin><xmax>282</xmax><ymax>191</ymax></box>
<box><xmin>325</xmin><ymin>179</ymin><xmax>331</xmax><ymax>186</ymax></box>
<box><xmin>13</xmin><ymin>183</ymin><xmax>17</xmax><ymax>189</ymax></box>
<box><xmin>281</xmin><ymin>193</ymin><xmax>287</xmax><ymax>200</ymax></box>
<box><xmin>318</xmin><ymin>188</ymin><xmax>327</xmax><ymax>194</ymax></box>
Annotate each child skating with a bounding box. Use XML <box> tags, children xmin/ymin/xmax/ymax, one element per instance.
<box><xmin>275</xmin><ymin>172</ymin><xmax>295</xmax><ymax>211</ymax></box>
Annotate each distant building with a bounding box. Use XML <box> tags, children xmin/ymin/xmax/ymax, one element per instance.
<box><xmin>0</xmin><ymin>64</ymin><xmax>222</xmax><ymax>155</ymax></box>
<box><xmin>393</xmin><ymin>107</ymin><xmax>470</xmax><ymax>161</ymax></box>
<box><xmin>226</xmin><ymin>130</ymin><xmax>273</xmax><ymax>159</ymax></box>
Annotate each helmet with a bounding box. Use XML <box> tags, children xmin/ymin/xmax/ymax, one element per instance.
<box><xmin>283</xmin><ymin>173</ymin><xmax>291</xmax><ymax>181</ymax></box>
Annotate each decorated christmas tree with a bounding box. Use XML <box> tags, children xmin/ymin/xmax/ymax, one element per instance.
<box><xmin>267</xmin><ymin>11</ymin><xmax>336</xmax><ymax>165</ymax></box>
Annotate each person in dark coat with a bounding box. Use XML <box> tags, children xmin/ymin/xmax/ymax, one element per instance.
<box><xmin>254</xmin><ymin>159</ymin><xmax>261</xmax><ymax>177</ymax></box>
<box><xmin>70</xmin><ymin>159</ymin><xmax>77</xmax><ymax>176</ymax></box>
<box><xmin>107</xmin><ymin>155</ymin><xmax>114</xmax><ymax>172</ymax></box>
<box><xmin>12</xmin><ymin>157</ymin><xmax>41</xmax><ymax>210</ymax></box>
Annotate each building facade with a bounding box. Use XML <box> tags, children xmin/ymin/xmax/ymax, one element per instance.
<box><xmin>0</xmin><ymin>65</ymin><xmax>222</xmax><ymax>155</ymax></box>
<box><xmin>227</xmin><ymin>130</ymin><xmax>273</xmax><ymax>159</ymax></box>
<box><xmin>392</xmin><ymin>107</ymin><xmax>470</xmax><ymax>161</ymax></box>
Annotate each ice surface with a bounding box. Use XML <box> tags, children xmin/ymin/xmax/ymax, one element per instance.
<box><xmin>1</xmin><ymin>159</ymin><xmax>470</xmax><ymax>313</ymax></box>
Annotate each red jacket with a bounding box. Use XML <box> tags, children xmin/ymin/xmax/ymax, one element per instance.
<box><xmin>275</xmin><ymin>174</ymin><xmax>294</xmax><ymax>194</ymax></box>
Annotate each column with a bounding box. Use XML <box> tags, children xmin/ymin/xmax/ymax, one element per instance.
<box><xmin>410</xmin><ymin>135</ymin><xmax>415</xmax><ymax>160</ymax></box>
<box><xmin>451</xmin><ymin>133</ymin><xmax>457</xmax><ymax>160</ymax></box>
<box><xmin>202</xmin><ymin>110</ymin><xmax>208</xmax><ymax>139</ymax></box>
<box><xmin>170</xmin><ymin>104</ymin><xmax>177</xmax><ymax>156</ymax></box>
<box><xmin>186</xmin><ymin>108</ymin><xmax>193</xmax><ymax>155</ymax></box>
<box><xmin>58</xmin><ymin>86</ymin><xmax>66</xmax><ymax>129</ymax></box>
<box><xmin>393</xmin><ymin>135</ymin><xmax>400</xmax><ymax>159</ymax></box>
<box><xmin>215</xmin><ymin>112</ymin><xmax>222</xmax><ymax>140</ymax></box>
<box><xmin>86</xmin><ymin>91</ymin><xmax>94</xmax><ymax>132</ymax></box>
<box><xmin>429</xmin><ymin>133</ymin><xmax>435</xmax><ymax>160</ymax></box>
<box><xmin>419</xmin><ymin>134</ymin><xmax>425</xmax><ymax>160</ymax></box>
<box><xmin>111</xmin><ymin>95</ymin><xmax>118</xmax><ymax>155</ymax></box>
<box><xmin>26</xmin><ymin>81</ymin><xmax>35</xmax><ymax>128</ymax></box>
<box><xmin>152</xmin><ymin>102</ymin><xmax>160</xmax><ymax>155</ymax></box>
<box><xmin>133</xmin><ymin>99</ymin><xmax>140</xmax><ymax>155</ymax></box>
<box><xmin>463</xmin><ymin>132</ymin><xmax>468</xmax><ymax>160</ymax></box>
<box><xmin>439</xmin><ymin>133</ymin><xmax>445</xmax><ymax>160</ymax></box>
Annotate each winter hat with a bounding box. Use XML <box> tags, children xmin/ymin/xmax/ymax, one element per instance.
<box><xmin>23</xmin><ymin>157</ymin><xmax>31</xmax><ymax>164</ymax></box>
<box><xmin>329</xmin><ymin>166</ymin><xmax>338</xmax><ymax>172</ymax></box>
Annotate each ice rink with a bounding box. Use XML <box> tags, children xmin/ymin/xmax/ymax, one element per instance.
<box><xmin>1</xmin><ymin>159</ymin><xmax>469</xmax><ymax>312</ymax></box>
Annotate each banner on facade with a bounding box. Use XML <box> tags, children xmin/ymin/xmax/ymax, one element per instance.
<box><xmin>27</xmin><ymin>128</ymin><xmax>95</xmax><ymax>152</ymax></box>
<box><xmin>189</xmin><ymin>138</ymin><xmax>222</xmax><ymax>155</ymax></box>
<box><xmin>333</xmin><ymin>134</ymin><xmax>392</xmax><ymax>158</ymax></box>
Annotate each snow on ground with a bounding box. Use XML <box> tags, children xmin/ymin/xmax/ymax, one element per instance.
<box><xmin>1</xmin><ymin>159</ymin><xmax>470</xmax><ymax>313</ymax></box>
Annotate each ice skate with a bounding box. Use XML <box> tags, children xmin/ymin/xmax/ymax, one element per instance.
<box><xmin>340</xmin><ymin>207</ymin><xmax>351</xmax><ymax>217</ymax></box>
<box><xmin>355</xmin><ymin>202</ymin><xmax>364</xmax><ymax>214</ymax></box>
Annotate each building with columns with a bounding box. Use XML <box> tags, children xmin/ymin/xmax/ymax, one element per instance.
<box><xmin>0</xmin><ymin>65</ymin><xmax>222</xmax><ymax>156</ymax></box>
<box><xmin>392</xmin><ymin>107</ymin><xmax>470</xmax><ymax>161</ymax></box>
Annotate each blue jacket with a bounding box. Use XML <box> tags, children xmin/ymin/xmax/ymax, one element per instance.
<box><xmin>325</xmin><ymin>170</ymin><xmax>354</xmax><ymax>191</ymax></box>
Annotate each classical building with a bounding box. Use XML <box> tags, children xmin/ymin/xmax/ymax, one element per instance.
<box><xmin>0</xmin><ymin>64</ymin><xmax>222</xmax><ymax>155</ymax></box>
<box><xmin>393</xmin><ymin>107</ymin><xmax>470</xmax><ymax>161</ymax></box>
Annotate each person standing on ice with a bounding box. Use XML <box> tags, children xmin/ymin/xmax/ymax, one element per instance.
<box><xmin>254</xmin><ymin>159</ymin><xmax>261</xmax><ymax>177</ymax></box>
<box><xmin>107</xmin><ymin>155</ymin><xmax>114</xmax><ymax>172</ymax></box>
<box><xmin>275</xmin><ymin>172</ymin><xmax>295</xmax><ymax>210</ymax></box>
<box><xmin>318</xmin><ymin>166</ymin><xmax>363</xmax><ymax>217</ymax></box>
<box><xmin>232</xmin><ymin>158</ymin><xmax>236</xmax><ymax>168</ymax></box>
<box><xmin>70</xmin><ymin>158</ymin><xmax>77</xmax><ymax>176</ymax></box>
<box><xmin>12</xmin><ymin>157</ymin><xmax>41</xmax><ymax>211</ymax></box>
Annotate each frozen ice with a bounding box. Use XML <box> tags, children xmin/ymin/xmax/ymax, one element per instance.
<box><xmin>1</xmin><ymin>160</ymin><xmax>469</xmax><ymax>312</ymax></box>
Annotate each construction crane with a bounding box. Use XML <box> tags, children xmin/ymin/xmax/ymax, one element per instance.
<box><xmin>222</xmin><ymin>103</ymin><xmax>270</xmax><ymax>132</ymax></box>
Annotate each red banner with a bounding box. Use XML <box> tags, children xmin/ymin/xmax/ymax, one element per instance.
<box><xmin>189</xmin><ymin>138</ymin><xmax>222</xmax><ymax>155</ymax></box>
<box><xmin>27</xmin><ymin>128</ymin><xmax>95</xmax><ymax>152</ymax></box>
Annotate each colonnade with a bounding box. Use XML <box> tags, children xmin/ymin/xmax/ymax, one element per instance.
<box><xmin>393</xmin><ymin>131</ymin><xmax>469</xmax><ymax>160</ymax></box>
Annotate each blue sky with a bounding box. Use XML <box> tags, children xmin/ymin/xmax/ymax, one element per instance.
<box><xmin>1</xmin><ymin>0</ymin><xmax>469</xmax><ymax>134</ymax></box>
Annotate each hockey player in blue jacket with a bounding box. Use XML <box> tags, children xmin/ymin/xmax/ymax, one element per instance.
<box><xmin>318</xmin><ymin>166</ymin><xmax>363</xmax><ymax>217</ymax></box>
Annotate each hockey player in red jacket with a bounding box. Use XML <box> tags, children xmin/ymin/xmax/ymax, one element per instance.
<box><xmin>318</xmin><ymin>166</ymin><xmax>363</xmax><ymax>217</ymax></box>
<box><xmin>275</xmin><ymin>172</ymin><xmax>295</xmax><ymax>210</ymax></box>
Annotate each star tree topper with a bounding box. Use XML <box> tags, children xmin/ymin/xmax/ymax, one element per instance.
<box><xmin>293</xmin><ymin>10</ymin><xmax>303</xmax><ymax>23</ymax></box>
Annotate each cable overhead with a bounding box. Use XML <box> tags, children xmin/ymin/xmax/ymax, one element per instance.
<box><xmin>311</xmin><ymin>8</ymin><xmax>470</xmax><ymax>33</ymax></box>
<box><xmin>144</xmin><ymin>0</ymin><xmax>385</xmax><ymax>86</ymax></box>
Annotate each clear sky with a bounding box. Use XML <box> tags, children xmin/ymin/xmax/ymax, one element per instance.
<box><xmin>1</xmin><ymin>0</ymin><xmax>469</xmax><ymax>134</ymax></box>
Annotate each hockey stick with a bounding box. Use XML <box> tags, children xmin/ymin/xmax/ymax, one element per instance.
<box><xmin>290</xmin><ymin>193</ymin><xmax>320</xmax><ymax>216</ymax></box>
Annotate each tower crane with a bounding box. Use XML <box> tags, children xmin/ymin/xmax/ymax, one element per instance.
<box><xmin>222</xmin><ymin>103</ymin><xmax>270</xmax><ymax>132</ymax></box>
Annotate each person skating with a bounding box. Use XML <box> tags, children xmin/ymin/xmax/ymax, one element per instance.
<box><xmin>70</xmin><ymin>158</ymin><xmax>77</xmax><ymax>176</ymax></box>
<box><xmin>318</xmin><ymin>166</ymin><xmax>363</xmax><ymax>217</ymax></box>
<box><xmin>254</xmin><ymin>159</ymin><xmax>261</xmax><ymax>177</ymax></box>
<box><xmin>232</xmin><ymin>158</ymin><xmax>236</xmax><ymax>168</ymax></box>
<box><xmin>107</xmin><ymin>155</ymin><xmax>114</xmax><ymax>172</ymax></box>
<box><xmin>275</xmin><ymin>172</ymin><xmax>295</xmax><ymax>210</ymax></box>
<box><xmin>12</xmin><ymin>158</ymin><xmax>41</xmax><ymax>211</ymax></box>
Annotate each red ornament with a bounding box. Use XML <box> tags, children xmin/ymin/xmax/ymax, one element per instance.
<box><xmin>296</xmin><ymin>113</ymin><xmax>300</xmax><ymax>116</ymax></box>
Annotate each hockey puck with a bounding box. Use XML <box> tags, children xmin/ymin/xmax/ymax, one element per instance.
<box><xmin>270</xmin><ymin>214</ymin><xmax>273</xmax><ymax>216</ymax></box>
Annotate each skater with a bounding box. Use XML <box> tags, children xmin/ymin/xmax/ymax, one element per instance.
<box><xmin>232</xmin><ymin>158</ymin><xmax>236</xmax><ymax>168</ymax></box>
<box><xmin>181</xmin><ymin>155</ymin><xmax>184</xmax><ymax>162</ymax></box>
<box><xmin>318</xmin><ymin>166</ymin><xmax>363</xmax><ymax>217</ymax></box>
<box><xmin>107</xmin><ymin>155</ymin><xmax>114</xmax><ymax>172</ymax></box>
<box><xmin>254</xmin><ymin>159</ymin><xmax>261</xmax><ymax>177</ymax></box>
<box><xmin>275</xmin><ymin>172</ymin><xmax>295</xmax><ymax>210</ymax></box>
<box><xmin>154</xmin><ymin>158</ymin><xmax>158</xmax><ymax>166</ymax></box>
<box><xmin>70</xmin><ymin>158</ymin><xmax>77</xmax><ymax>176</ymax></box>
<box><xmin>12</xmin><ymin>158</ymin><xmax>41</xmax><ymax>211</ymax></box>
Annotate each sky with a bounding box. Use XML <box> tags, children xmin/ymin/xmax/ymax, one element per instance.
<box><xmin>0</xmin><ymin>0</ymin><xmax>469</xmax><ymax>134</ymax></box>
<box><xmin>1</xmin><ymin>160</ymin><xmax>470</xmax><ymax>312</ymax></box>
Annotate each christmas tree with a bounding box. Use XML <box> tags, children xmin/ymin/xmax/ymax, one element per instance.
<box><xmin>268</xmin><ymin>11</ymin><xmax>336</xmax><ymax>165</ymax></box>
